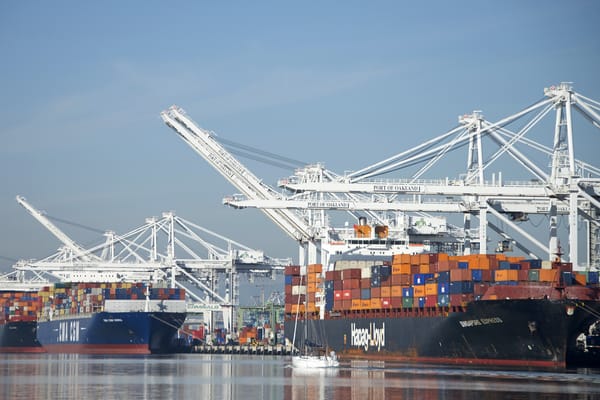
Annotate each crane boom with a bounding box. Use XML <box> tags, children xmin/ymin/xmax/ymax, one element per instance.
<box><xmin>16</xmin><ymin>195</ymin><xmax>99</xmax><ymax>261</ymax></box>
<box><xmin>160</xmin><ymin>106</ymin><xmax>314</xmax><ymax>243</ymax></box>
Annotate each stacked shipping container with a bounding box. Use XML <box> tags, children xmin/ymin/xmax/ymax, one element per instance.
<box><xmin>284</xmin><ymin>253</ymin><xmax>599</xmax><ymax>319</ymax></box>
<box><xmin>0</xmin><ymin>291</ymin><xmax>39</xmax><ymax>323</ymax></box>
<box><xmin>38</xmin><ymin>282</ymin><xmax>185</xmax><ymax>320</ymax></box>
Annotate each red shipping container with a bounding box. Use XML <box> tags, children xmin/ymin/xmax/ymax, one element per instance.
<box><xmin>391</xmin><ymin>297</ymin><xmax>403</xmax><ymax>308</ymax></box>
<box><xmin>291</xmin><ymin>276</ymin><xmax>302</xmax><ymax>285</ymax></box>
<box><xmin>333</xmin><ymin>280</ymin><xmax>343</xmax><ymax>290</ymax></box>
<box><xmin>517</xmin><ymin>270</ymin><xmax>529</xmax><ymax>281</ymax></box>
<box><xmin>351</xmin><ymin>288</ymin><xmax>361</xmax><ymax>299</ymax></box>
<box><xmin>342</xmin><ymin>279</ymin><xmax>359</xmax><ymax>290</ymax></box>
<box><xmin>371</xmin><ymin>287</ymin><xmax>381</xmax><ymax>298</ymax></box>
<box><xmin>334</xmin><ymin>290</ymin><xmax>343</xmax><ymax>300</ymax></box>
<box><xmin>473</xmin><ymin>283</ymin><xmax>490</xmax><ymax>296</ymax></box>
<box><xmin>381</xmin><ymin>297</ymin><xmax>391</xmax><ymax>308</ymax></box>
<box><xmin>360</xmin><ymin>278</ymin><xmax>371</xmax><ymax>288</ymax></box>
<box><xmin>325</xmin><ymin>271</ymin><xmax>336</xmax><ymax>281</ymax></box>
<box><xmin>342</xmin><ymin>269</ymin><xmax>362</xmax><ymax>280</ymax></box>
<box><xmin>342</xmin><ymin>290</ymin><xmax>352</xmax><ymax>299</ymax></box>
<box><xmin>285</xmin><ymin>266</ymin><xmax>301</xmax><ymax>275</ymax></box>
<box><xmin>425</xmin><ymin>294</ymin><xmax>437</xmax><ymax>307</ymax></box>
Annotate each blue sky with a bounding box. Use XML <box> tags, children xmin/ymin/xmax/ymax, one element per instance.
<box><xmin>1</xmin><ymin>1</ymin><xmax>599</xmax><ymax>273</ymax></box>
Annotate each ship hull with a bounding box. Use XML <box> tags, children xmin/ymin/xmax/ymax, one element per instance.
<box><xmin>37</xmin><ymin>311</ymin><xmax>186</xmax><ymax>354</ymax></box>
<box><xmin>0</xmin><ymin>320</ymin><xmax>44</xmax><ymax>353</ymax></box>
<box><xmin>285</xmin><ymin>299</ymin><xmax>600</xmax><ymax>368</ymax></box>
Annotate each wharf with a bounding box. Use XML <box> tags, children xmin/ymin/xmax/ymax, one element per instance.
<box><xmin>189</xmin><ymin>343</ymin><xmax>293</xmax><ymax>356</ymax></box>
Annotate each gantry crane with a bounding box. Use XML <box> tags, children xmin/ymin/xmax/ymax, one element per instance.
<box><xmin>14</xmin><ymin>197</ymin><xmax>291</xmax><ymax>332</ymax></box>
<box><xmin>162</xmin><ymin>84</ymin><xmax>600</xmax><ymax>271</ymax></box>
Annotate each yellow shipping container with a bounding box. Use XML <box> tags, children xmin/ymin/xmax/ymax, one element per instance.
<box><xmin>352</xmin><ymin>299</ymin><xmax>362</xmax><ymax>310</ymax></box>
<box><xmin>370</xmin><ymin>298</ymin><xmax>382</xmax><ymax>309</ymax></box>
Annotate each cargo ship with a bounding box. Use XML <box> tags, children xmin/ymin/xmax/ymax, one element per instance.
<box><xmin>0</xmin><ymin>289</ymin><xmax>44</xmax><ymax>353</ymax></box>
<box><xmin>36</xmin><ymin>282</ymin><xmax>187</xmax><ymax>354</ymax></box>
<box><xmin>283</xmin><ymin>253</ymin><xmax>600</xmax><ymax>368</ymax></box>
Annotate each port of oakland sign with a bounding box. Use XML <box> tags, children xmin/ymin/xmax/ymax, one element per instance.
<box><xmin>373</xmin><ymin>184</ymin><xmax>423</xmax><ymax>193</ymax></box>
<box><xmin>350</xmin><ymin>322</ymin><xmax>385</xmax><ymax>351</ymax></box>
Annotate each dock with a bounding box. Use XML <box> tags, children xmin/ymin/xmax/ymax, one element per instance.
<box><xmin>189</xmin><ymin>343</ymin><xmax>293</xmax><ymax>356</ymax></box>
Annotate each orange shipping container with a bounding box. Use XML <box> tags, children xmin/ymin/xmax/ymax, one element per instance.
<box><xmin>394</xmin><ymin>253</ymin><xmax>411</xmax><ymax>264</ymax></box>
<box><xmin>370</xmin><ymin>298</ymin><xmax>382</xmax><ymax>309</ymax></box>
<box><xmin>392</xmin><ymin>263</ymin><xmax>411</xmax><ymax>275</ymax></box>
<box><xmin>307</xmin><ymin>264</ymin><xmax>322</xmax><ymax>274</ymax></box>
<box><xmin>573</xmin><ymin>273</ymin><xmax>586</xmax><ymax>286</ymax></box>
<box><xmin>381</xmin><ymin>286</ymin><xmax>391</xmax><ymax>297</ymax></box>
<box><xmin>539</xmin><ymin>269</ymin><xmax>559</xmax><ymax>282</ymax></box>
<box><xmin>494</xmin><ymin>269</ymin><xmax>519</xmax><ymax>281</ymax></box>
<box><xmin>391</xmin><ymin>285</ymin><xmax>403</xmax><ymax>297</ymax></box>
<box><xmin>413</xmin><ymin>285</ymin><xmax>425</xmax><ymax>297</ymax></box>
<box><xmin>437</xmin><ymin>261</ymin><xmax>450</xmax><ymax>272</ymax></box>
<box><xmin>450</xmin><ymin>269</ymin><xmax>471</xmax><ymax>281</ymax></box>
<box><xmin>425</xmin><ymin>283</ymin><xmax>438</xmax><ymax>296</ymax></box>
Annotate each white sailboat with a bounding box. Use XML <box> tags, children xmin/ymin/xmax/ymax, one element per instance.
<box><xmin>291</xmin><ymin>275</ymin><xmax>339</xmax><ymax>369</ymax></box>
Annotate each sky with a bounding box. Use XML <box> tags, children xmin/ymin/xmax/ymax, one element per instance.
<box><xmin>1</xmin><ymin>1</ymin><xmax>599</xmax><ymax>293</ymax></box>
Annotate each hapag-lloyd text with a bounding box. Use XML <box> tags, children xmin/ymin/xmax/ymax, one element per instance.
<box><xmin>351</xmin><ymin>322</ymin><xmax>385</xmax><ymax>351</ymax></box>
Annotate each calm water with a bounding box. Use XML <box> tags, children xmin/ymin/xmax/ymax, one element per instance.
<box><xmin>1</xmin><ymin>354</ymin><xmax>600</xmax><ymax>399</ymax></box>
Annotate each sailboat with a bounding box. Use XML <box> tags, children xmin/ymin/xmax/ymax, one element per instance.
<box><xmin>291</xmin><ymin>275</ymin><xmax>339</xmax><ymax>369</ymax></box>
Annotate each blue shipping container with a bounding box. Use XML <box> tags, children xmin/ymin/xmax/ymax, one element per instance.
<box><xmin>438</xmin><ymin>282</ymin><xmax>449</xmax><ymax>294</ymax></box>
<box><xmin>499</xmin><ymin>261</ymin><xmax>510</xmax><ymax>270</ymax></box>
<box><xmin>438</xmin><ymin>294</ymin><xmax>449</xmax><ymax>306</ymax></box>
<box><xmin>438</xmin><ymin>271</ymin><xmax>450</xmax><ymax>283</ymax></box>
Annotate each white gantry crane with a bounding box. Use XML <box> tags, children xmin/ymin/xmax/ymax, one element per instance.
<box><xmin>161</xmin><ymin>107</ymin><xmax>323</xmax><ymax>266</ymax></box>
<box><xmin>14</xmin><ymin>196</ymin><xmax>290</xmax><ymax>332</ymax></box>
<box><xmin>162</xmin><ymin>83</ymin><xmax>600</xmax><ymax>271</ymax></box>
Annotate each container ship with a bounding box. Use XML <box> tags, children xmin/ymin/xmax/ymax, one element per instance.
<box><xmin>0</xmin><ymin>289</ymin><xmax>44</xmax><ymax>353</ymax></box>
<box><xmin>283</xmin><ymin>253</ymin><xmax>600</xmax><ymax>368</ymax></box>
<box><xmin>36</xmin><ymin>282</ymin><xmax>187</xmax><ymax>354</ymax></box>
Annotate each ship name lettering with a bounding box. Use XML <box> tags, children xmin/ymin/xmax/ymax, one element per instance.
<box><xmin>350</xmin><ymin>322</ymin><xmax>385</xmax><ymax>351</ymax></box>
<box><xmin>459</xmin><ymin>317</ymin><xmax>503</xmax><ymax>328</ymax></box>
<box><xmin>58</xmin><ymin>320</ymin><xmax>80</xmax><ymax>342</ymax></box>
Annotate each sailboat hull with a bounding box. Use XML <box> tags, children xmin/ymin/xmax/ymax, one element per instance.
<box><xmin>292</xmin><ymin>354</ymin><xmax>340</xmax><ymax>368</ymax></box>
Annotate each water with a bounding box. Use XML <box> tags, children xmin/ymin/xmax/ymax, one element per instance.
<box><xmin>2</xmin><ymin>354</ymin><xmax>600</xmax><ymax>399</ymax></box>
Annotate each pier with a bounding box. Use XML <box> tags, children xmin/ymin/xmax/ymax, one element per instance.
<box><xmin>189</xmin><ymin>343</ymin><xmax>293</xmax><ymax>356</ymax></box>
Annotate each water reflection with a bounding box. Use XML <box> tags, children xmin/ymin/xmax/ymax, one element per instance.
<box><xmin>1</xmin><ymin>354</ymin><xmax>599</xmax><ymax>400</ymax></box>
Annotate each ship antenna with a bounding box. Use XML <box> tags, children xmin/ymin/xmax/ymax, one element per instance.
<box><xmin>554</xmin><ymin>241</ymin><xmax>563</xmax><ymax>263</ymax></box>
